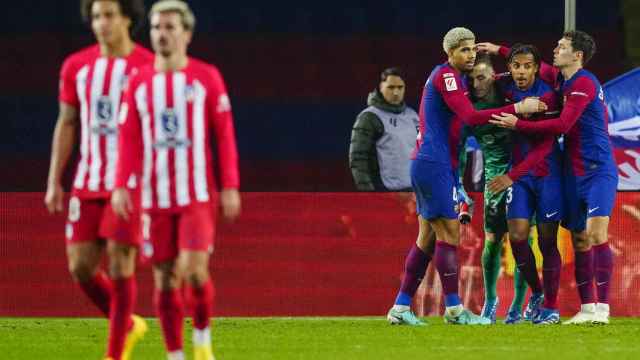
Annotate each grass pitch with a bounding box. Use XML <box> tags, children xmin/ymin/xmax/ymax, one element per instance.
<box><xmin>1</xmin><ymin>317</ymin><xmax>639</xmax><ymax>359</ymax></box>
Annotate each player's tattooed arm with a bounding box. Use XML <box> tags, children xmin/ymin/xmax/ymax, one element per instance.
<box><xmin>45</xmin><ymin>103</ymin><xmax>79</xmax><ymax>213</ymax></box>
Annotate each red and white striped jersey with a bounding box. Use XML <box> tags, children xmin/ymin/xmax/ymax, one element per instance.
<box><xmin>115</xmin><ymin>58</ymin><xmax>240</xmax><ymax>212</ymax></box>
<box><xmin>59</xmin><ymin>44</ymin><xmax>153</xmax><ymax>198</ymax></box>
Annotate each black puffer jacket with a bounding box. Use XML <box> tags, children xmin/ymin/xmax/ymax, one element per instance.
<box><xmin>349</xmin><ymin>90</ymin><xmax>407</xmax><ymax>191</ymax></box>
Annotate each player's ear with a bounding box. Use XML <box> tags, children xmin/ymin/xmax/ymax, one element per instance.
<box><xmin>446</xmin><ymin>48</ymin><xmax>455</xmax><ymax>58</ymax></box>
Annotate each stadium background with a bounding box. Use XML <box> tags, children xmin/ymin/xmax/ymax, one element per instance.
<box><xmin>1</xmin><ymin>0</ymin><xmax>639</xmax><ymax>317</ymax></box>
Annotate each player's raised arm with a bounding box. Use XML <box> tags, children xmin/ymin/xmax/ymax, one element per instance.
<box><xmin>207</xmin><ymin>67</ymin><xmax>241</xmax><ymax>222</ymax></box>
<box><xmin>478</xmin><ymin>41</ymin><xmax>561</xmax><ymax>86</ymax></box>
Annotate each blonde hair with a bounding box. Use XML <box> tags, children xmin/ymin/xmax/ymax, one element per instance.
<box><xmin>150</xmin><ymin>0</ymin><xmax>196</xmax><ymax>31</ymax></box>
<box><xmin>443</xmin><ymin>27</ymin><xmax>475</xmax><ymax>54</ymax></box>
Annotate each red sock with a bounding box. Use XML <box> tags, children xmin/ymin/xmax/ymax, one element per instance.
<box><xmin>78</xmin><ymin>271</ymin><xmax>112</xmax><ymax>316</ymax></box>
<box><xmin>154</xmin><ymin>289</ymin><xmax>184</xmax><ymax>352</ymax></box>
<box><xmin>190</xmin><ymin>279</ymin><xmax>214</xmax><ymax>330</ymax></box>
<box><xmin>107</xmin><ymin>277</ymin><xmax>136</xmax><ymax>359</ymax></box>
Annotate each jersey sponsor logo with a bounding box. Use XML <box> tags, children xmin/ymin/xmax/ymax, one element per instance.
<box><xmin>161</xmin><ymin>108</ymin><xmax>179</xmax><ymax>136</ymax></box>
<box><xmin>155</xmin><ymin>108</ymin><xmax>192</xmax><ymax>149</ymax></box>
<box><xmin>216</xmin><ymin>93</ymin><xmax>231</xmax><ymax>113</ymax></box>
<box><xmin>93</xmin><ymin>96</ymin><xmax>118</xmax><ymax>136</ymax></box>
<box><xmin>444</xmin><ymin>77</ymin><xmax>458</xmax><ymax>92</ymax></box>
<box><xmin>96</xmin><ymin>96</ymin><xmax>113</xmax><ymax>123</ymax></box>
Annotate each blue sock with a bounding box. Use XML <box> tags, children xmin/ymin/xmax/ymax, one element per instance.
<box><xmin>444</xmin><ymin>294</ymin><xmax>461</xmax><ymax>307</ymax></box>
<box><xmin>394</xmin><ymin>292</ymin><xmax>412</xmax><ymax>306</ymax></box>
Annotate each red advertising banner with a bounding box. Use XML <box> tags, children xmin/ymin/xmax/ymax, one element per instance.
<box><xmin>1</xmin><ymin>192</ymin><xmax>639</xmax><ymax>317</ymax></box>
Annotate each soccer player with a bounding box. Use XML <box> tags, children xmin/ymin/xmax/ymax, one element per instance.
<box><xmin>480</xmin><ymin>43</ymin><xmax>564</xmax><ymax>324</ymax></box>
<box><xmin>44</xmin><ymin>1</ymin><xmax>151</xmax><ymax>359</ymax></box>
<box><xmin>489</xmin><ymin>31</ymin><xmax>617</xmax><ymax>325</ymax></box>
<box><xmin>462</xmin><ymin>53</ymin><xmax>532</xmax><ymax>324</ymax></box>
<box><xmin>112</xmin><ymin>1</ymin><xmax>240</xmax><ymax>359</ymax></box>
<box><xmin>386</xmin><ymin>27</ymin><xmax>545</xmax><ymax>325</ymax></box>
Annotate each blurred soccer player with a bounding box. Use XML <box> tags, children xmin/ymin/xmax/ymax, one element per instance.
<box><xmin>44</xmin><ymin>1</ymin><xmax>151</xmax><ymax>359</ymax></box>
<box><xmin>112</xmin><ymin>1</ymin><xmax>240</xmax><ymax>358</ymax></box>
<box><xmin>489</xmin><ymin>31</ymin><xmax>617</xmax><ymax>325</ymax></box>
<box><xmin>479</xmin><ymin>43</ymin><xmax>564</xmax><ymax>324</ymax></box>
<box><xmin>386</xmin><ymin>27</ymin><xmax>545</xmax><ymax>326</ymax></box>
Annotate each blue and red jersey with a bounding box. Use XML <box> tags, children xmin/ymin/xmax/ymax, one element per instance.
<box><xmin>498</xmin><ymin>76</ymin><xmax>563</xmax><ymax>180</ymax></box>
<box><xmin>413</xmin><ymin>62</ymin><xmax>517</xmax><ymax>170</ymax></box>
<box><xmin>516</xmin><ymin>66</ymin><xmax>616</xmax><ymax>176</ymax></box>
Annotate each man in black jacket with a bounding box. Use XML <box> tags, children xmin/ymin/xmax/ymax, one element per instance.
<box><xmin>349</xmin><ymin>67</ymin><xmax>419</xmax><ymax>191</ymax></box>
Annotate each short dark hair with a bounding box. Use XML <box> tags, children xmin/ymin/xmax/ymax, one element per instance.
<box><xmin>563</xmin><ymin>30</ymin><xmax>596</xmax><ymax>65</ymax></box>
<box><xmin>507</xmin><ymin>43</ymin><xmax>542</xmax><ymax>66</ymax></box>
<box><xmin>474</xmin><ymin>52</ymin><xmax>493</xmax><ymax>68</ymax></box>
<box><xmin>380</xmin><ymin>67</ymin><xmax>405</xmax><ymax>82</ymax></box>
<box><xmin>81</xmin><ymin>0</ymin><xmax>145</xmax><ymax>36</ymax></box>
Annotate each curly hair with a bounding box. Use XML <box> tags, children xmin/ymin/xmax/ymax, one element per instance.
<box><xmin>80</xmin><ymin>0</ymin><xmax>145</xmax><ymax>36</ymax></box>
<box><xmin>442</xmin><ymin>27</ymin><xmax>475</xmax><ymax>54</ymax></box>
<box><xmin>507</xmin><ymin>43</ymin><xmax>542</xmax><ymax>66</ymax></box>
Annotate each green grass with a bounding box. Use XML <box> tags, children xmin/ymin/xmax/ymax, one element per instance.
<box><xmin>1</xmin><ymin>317</ymin><xmax>639</xmax><ymax>359</ymax></box>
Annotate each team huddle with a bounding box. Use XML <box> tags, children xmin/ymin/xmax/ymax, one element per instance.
<box><xmin>388</xmin><ymin>27</ymin><xmax>617</xmax><ymax>326</ymax></box>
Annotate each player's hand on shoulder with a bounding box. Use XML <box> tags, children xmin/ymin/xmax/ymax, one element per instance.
<box><xmin>111</xmin><ymin>188</ymin><xmax>132</xmax><ymax>221</ymax></box>
<box><xmin>220</xmin><ymin>188</ymin><xmax>241</xmax><ymax>222</ymax></box>
<box><xmin>487</xmin><ymin>175</ymin><xmax>513</xmax><ymax>194</ymax></box>
<box><xmin>44</xmin><ymin>183</ymin><xmax>64</xmax><ymax>214</ymax></box>
<box><xmin>489</xmin><ymin>112</ymin><xmax>518</xmax><ymax>129</ymax></box>
<box><xmin>475</xmin><ymin>42</ymin><xmax>500</xmax><ymax>55</ymax></box>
